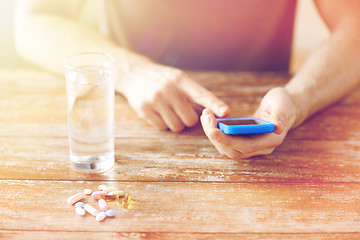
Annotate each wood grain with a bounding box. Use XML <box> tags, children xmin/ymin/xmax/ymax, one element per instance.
<box><xmin>1</xmin><ymin>180</ymin><xmax>360</xmax><ymax>233</ymax></box>
<box><xmin>1</xmin><ymin>68</ymin><xmax>360</xmax><ymax>239</ymax></box>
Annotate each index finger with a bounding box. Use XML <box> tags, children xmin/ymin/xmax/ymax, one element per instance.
<box><xmin>178</xmin><ymin>74</ymin><xmax>230</xmax><ymax>117</ymax></box>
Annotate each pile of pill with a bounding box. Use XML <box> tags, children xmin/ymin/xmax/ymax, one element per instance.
<box><xmin>67</xmin><ymin>185</ymin><xmax>132</xmax><ymax>222</ymax></box>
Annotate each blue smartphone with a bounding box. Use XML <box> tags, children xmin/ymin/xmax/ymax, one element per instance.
<box><xmin>216</xmin><ymin>117</ymin><xmax>275</xmax><ymax>135</ymax></box>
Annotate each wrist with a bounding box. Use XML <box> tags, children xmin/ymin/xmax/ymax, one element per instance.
<box><xmin>284</xmin><ymin>86</ymin><xmax>309</xmax><ymax>129</ymax></box>
<box><xmin>112</xmin><ymin>49</ymin><xmax>153</xmax><ymax>94</ymax></box>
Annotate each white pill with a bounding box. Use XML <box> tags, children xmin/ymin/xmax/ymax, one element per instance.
<box><xmin>103</xmin><ymin>187</ymin><xmax>119</xmax><ymax>193</ymax></box>
<box><xmin>99</xmin><ymin>185</ymin><xmax>107</xmax><ymax>190</ymax></box>
<box><xmin>74</xmin><ymin>202</ymin><xmax>85</xmax><ymax>208</ymax></box>
<box><xmin>75</xmin><ymin>207</ymin><xmax>85</xmax><ymax>216</ymax></box>
<box><xmin>96</xmin><ymin>212</ymin><xmax>107</xmax><ymax>222</ymax></box>
<box><xmin>67</xmin><ymin>192</ymin><xmax>85</xmax><ymax>205</ymax></box>
<box><xmin>83</xmin><ymin>189</ymin><xmax>92</xmax><ymax>195</ymax></box>
<box><xmin>106</xmin><ymin>209</ymin><xmax>115</xmax><ymax>217</ymax></box>
<box><xmin>84</xmin><ymin>203</ymin><xmax>99</xmax><ymax>216</ymax></box>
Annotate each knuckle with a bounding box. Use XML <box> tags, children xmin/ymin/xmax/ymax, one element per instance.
<box><xmin>171</xmin><ymin>70</ymin><xmax>186</xmax><ymax>85</ymax></box>
<box><xmin>195</xmin><ymin>88</ymin><xmax>211</xmax><ymax>100</ymax></box>
<box><xmin>150</xmin><ymin>91</ymin><xmax>164</xmax><ymax>105</ymax></box>
<box><xmin>209</xmin><ymin>129</ymin><xmax>223</xmax><ymax>142</ymax></box>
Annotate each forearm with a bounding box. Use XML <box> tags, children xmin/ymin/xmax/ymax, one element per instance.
<box><xmin>285</xmin><ymin>27</ymin><xmax>360</xmax><ymax>128</ymax></box>
<box><xmin>14</xmin><ymin>12</ymin><xmax>150</xmax><ymax>93</ymax></box>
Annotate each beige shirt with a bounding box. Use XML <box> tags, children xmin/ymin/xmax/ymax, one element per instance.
<box><xmin>99</xmin><ymin>0</ymin><xmax>296</xmax><ymax>71</ymax></box>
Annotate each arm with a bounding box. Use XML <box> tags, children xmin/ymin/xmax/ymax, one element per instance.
<box><xmin>15</xmin><ymin>0</ymin><xmax>229</xmax><ymax>132</ymax></box>
<box><xmin>201</xmin><ymin>0</ymin><xmax>360</xmax><ymax>158</ymax></box>
<box><xmin>286</xmin><ymin>0</ymin><xmax>360</xmax><ymax>127</ymax></box>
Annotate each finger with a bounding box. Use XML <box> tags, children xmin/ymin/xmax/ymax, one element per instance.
<box><xmin>135</xmin><ymin>103</ymin><xmax>168</xmax><ymax>130</ymax></box>
<box><xmin>201</xmin><ymin>108</ymin><xmax>283</xmax><ymax>155</ymax></box>
<box><xmin>155</xmin><ymin>98</ymin><xmax>185</xmax><ymax>133</ymax></box>
<box><xmin>200</xmin><ymin>113</ymin><xmax>232</xmax><ymax>156</ymax></box>
<box><xmin>234</xmin><ymin>146</ymin><xmax>276</xmax><ymax>159</ymax></box>
<box><xmin>178</xmin><ymin>75</ymin><xmax>230</xmax><ymax>117</ymax></box>
<box><xmin>255</xmin><ymin>87</ymin><xmax>296</xmax><ymax>135</ymax></box>
<box><xmin>143</xmin><ymin>109</ymin><xmax>168</xmax><ymax>131</ymax></box>
<box><xmin>167</xmin><ymin>87</ymin><xmax>199</xmax><ymax>127</ymax></box>
<box><xmin>258</xmin><ymin>109</ymin><xmax>284</xmax><ymax>135</ymax></box>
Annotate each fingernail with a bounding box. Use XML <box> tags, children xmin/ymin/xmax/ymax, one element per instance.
<box><xmin>202</xmin><ymin>108</ymin><xmax>210</xmax><ymax>115</ymax></box>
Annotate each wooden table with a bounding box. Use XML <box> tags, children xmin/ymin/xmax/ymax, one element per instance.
<box><xmin>1</xmin><ymin>68</ymin><xmax>360</xmax><ymax>239</ymax></box>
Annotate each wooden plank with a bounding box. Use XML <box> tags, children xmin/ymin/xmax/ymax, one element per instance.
<box><xmin>0</xmin><ymin>231</ymin><xmax>358</xmax><ymax>240</ymax></box>
<box><xmin>0</xmin><ymin>137</ymin><xmax>360</xmax><ymax>182</ymax></box>
<box><xmin>1</xmin><ymin>137</ymin><xmax>360</xmax><ymax>182</ymax></box>
<box><xmin>1</xmin><ymin>180</ymin><xmax>360</xmax><ymax>233</ymax></box>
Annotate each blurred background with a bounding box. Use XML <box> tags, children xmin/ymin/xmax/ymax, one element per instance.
<box><xmin>0</xmin><ymin>0</ymin><xmax>329</xmax><ymax>72</ymax></box>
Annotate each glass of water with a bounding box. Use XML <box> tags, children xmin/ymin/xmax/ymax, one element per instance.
<box><xmin>64</xmin><ymin>52</ymin><xmax>115</xmax><ymax>173</ymax></box>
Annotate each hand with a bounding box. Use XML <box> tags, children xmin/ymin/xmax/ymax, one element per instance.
<box><xmin>200</xmin><ymin>87</ymin><xmax>296</xmax><ymax>158</ymax></box>
<box><xmin>119</xmin><ymin>62</ymin><xmax>230</xmax><ymax>132</ymax></box>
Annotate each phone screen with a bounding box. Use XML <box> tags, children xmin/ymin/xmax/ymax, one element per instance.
<box><xmin>218</xmin><ymin>119</ymin><xmax>264</xmax><ymax>125</ymax></box>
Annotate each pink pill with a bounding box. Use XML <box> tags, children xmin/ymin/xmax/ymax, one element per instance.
<box><xmin>98</xmin><ymin>199</ymin><xmax>109</xmax><ymax>212</ymax></box>
<box><xmin>91</xmin><ymin>191</ymin><xmax>107</xmax><ymax>200</ymax></box>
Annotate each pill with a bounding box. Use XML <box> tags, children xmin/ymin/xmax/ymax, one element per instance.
<box><xmin>99</xmin><ymin>194</ymin><xmax>123</xmax><ymax>202</ymax></box>
<box><xmin>91</xmin><ymin>191</ymin><xmax>108</xmax><ymax>200</ymax></box>
<box><xmin>122</xmin><ymin>193</ymin><xmax>132</xmax><ymax>209</ymax></box>
<box><xmin>83</xmin><ymin>189</ymin><xmax>92</xmax><ymax>195</ymax></box>
<box><xmin>105</xmin><ymin>209</ymin><xmax>115</xmax><ymax>217</ymax></box>
<box><xmin>84</xmin><ymin>203</ymin><xmax>98</xmax><ymax>216</ymax></box>
<box><xmin>108</xmin><ymin>190</ymin><xmax>125</xmax><ymax>196</ymax></box>
<box><xmin>74</xmin><ymin>202</ymin><xmax>85</xmax><ymax>208</ymax></box>
<box><xmin>99</xmin><ymin>185</ymin><xmax>107</xmax><ymax>190</ymax></box>
<box><xmin>98</xmin><ymin>199</ymin><xmax>109</xmax><ymax>212</ymax></box>
<box><xmin>75</xmin><ymin>207</ymin><xmax>86</xmax><ymax>216</ymax></box>
<box><xmin>67</xmin><ymin>192</ymin><xmax>85</xmax><ymax>205</ymax></box>
<box><xmin>96</xmin><ymin>212</ymin><xmax>107</xmax><ymax>222</ymax></box>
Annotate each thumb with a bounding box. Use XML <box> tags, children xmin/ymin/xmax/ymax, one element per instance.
<box><xmin>255</xmin><ymin>87</ymin><xmax>296</xmax><ymax>135</ymax></box>
<box><xmin>178</xmin><ymin>74</ymin><xmax>230</xmax><ymax>117</ymax></box>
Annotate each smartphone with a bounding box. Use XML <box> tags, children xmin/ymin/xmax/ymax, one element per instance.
<box><xmin>216</xmin><ymin>117</ymin><xmax>275</xmax><ymax>135</ymax></box>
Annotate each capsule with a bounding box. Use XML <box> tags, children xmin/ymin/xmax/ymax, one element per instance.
<box><xmin>96</xmin><ymin>212</ymin><xmax>107</xmax><ymax>222</ymax></box>
<box><xmin>84</xmin><ymin>203</ymin><xmax>98</xmax><ymax>216</ymax></box>
<box><xmin>67</xmin><ymin>192</ymin><xmax>85</xmax><ymax>205</ymax></box>
<box><xmin>99</xmin><ymin>193</ymin><xmax>124</xmax><ymax>202</ymax></box>
<box><xmin>91</xmin><ymin>191</ymin><xmax>108</xmax><ymax>200</ymax></box>
<box><xmin>98</xmin><ymin>199</ymin><xmax>109</xmax><ymax>212</ymax></box>
<box><xmin>122</xmin><ymin>193</ymin><xmax>132</xmax><ymax>209</ymax></box>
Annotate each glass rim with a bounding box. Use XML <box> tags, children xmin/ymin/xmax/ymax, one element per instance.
<box><xmin>64</xmin><ymin>52</ymin><xmax>115</xmax><ymax>72</ymax></box>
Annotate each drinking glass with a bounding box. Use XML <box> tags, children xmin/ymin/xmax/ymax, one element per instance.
<box><xmin>64</xmin><ymin>52</ymin><xmax>115</xmax><ymax>173</ymax></box>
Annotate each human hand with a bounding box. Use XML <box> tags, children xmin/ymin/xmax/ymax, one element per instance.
<box><xmin>200</xmin><ymin>87</ymin><xmax>296</xmax><ymax>158</ymax></box>
<box><xmin>120</xmin><ymin>62</ymin><xmax>230</xmax><ymax>132</ymax></box>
